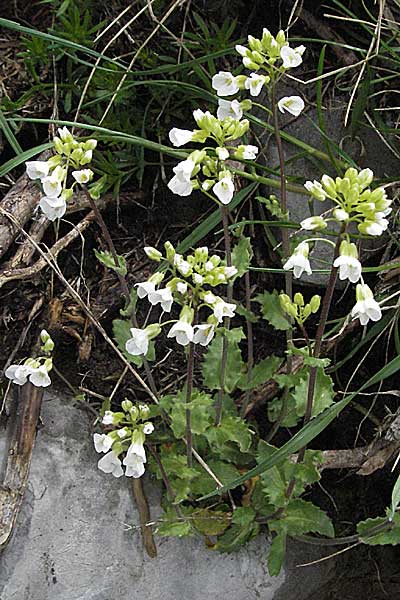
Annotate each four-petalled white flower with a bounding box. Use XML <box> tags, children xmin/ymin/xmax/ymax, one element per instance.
<box><xmin>278</xmin><ymin>96</ymin><xmax>305</xmax><ymax>117</ymax></box>
<box><xmin>280</xmin><ymin>45</ymin><xmax>305</xmax><ymax>69</ymax></box>
<box><xmin>212</xmin><ymin>71</ymin><xmax>239</xmax><ymax>96</ymax></box>
<box><xmin>167</xmin><ymin>321</ymin><xmax>194</xmax><ymax>346</ymax></box>
<box><xmin>244</xmin><ymin>73</ymin><xmax>266</xmax><ymax>97</ymax></box>
<box><xmin>217</xmin><ymin>99</ymin><xmax>243</xmax><ymax>121</ymax></box>
<box><xmin>125</xmin><ymin>327</ymin><xmax>149</xmax><ymax>356</ymax></box>
<box><xmin>98</xmin><ymin>452</ymin><xmax>124</xmax><ymax>478</ymax></box>
<box><xmin>93</xmin><ymin>433</ymin><xmax>113</xmax><ymax>453</ymax></box>
<box><xmin>213</xmin><ymin>177</ymin><xmax>235</xmax><ymax>205</ymax></box>
<box><xmin>351</xmin><ymin>283</ymin><xmax>382</xmax><ymax>325</ymax></box>
<box><xmin>283</xmin><ymin>241</ymin><xmax>312</xmax><ymax>279</ymax></box>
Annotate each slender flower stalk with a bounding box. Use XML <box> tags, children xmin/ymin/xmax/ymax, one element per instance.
<box><xmin>83</xmin><ymin>189</ymin><xmax>159</xmax><ymax>399</ymax></box>
<box><xmin>215</xmin><ymin>205</ymin><xmax>233</xmax><ymax>426</ymax></box>
<box><xmin>185</xmin><ymin>309</ymin><xmax>197</xmax><ymax>467</ymax></box>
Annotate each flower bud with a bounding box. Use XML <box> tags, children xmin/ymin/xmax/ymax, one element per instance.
<box><xmin>309</xmin><ymin>295</ymin><xmax>321</xmax><ymax>313</ymax></box>
<box><xmin>84</xmin><ymin>139</ymin><xmax>98</xmax><ymax>151</ymax></box>
<box><xmin>148</xmin><ymin>272</ymin><xmax>165</xmax><ymax>286</ymax></box>
<box><xmin>144</xmin><ymin>246</ymin><xmax>162</xmax><ymax>262</ymax></box>
<box><xmin>145</xmin><ymin>323</ymin><xmax>162</xmax><ymax>340</ymax></box>
<box><xmin>333</xmin><ymin>208</ymin><xmax>349</xmax><ymax>222</ymax></box>
<box><xmin>321</xmin><ymin>174</ymin><xmax>337</xmax><ymax>197</ymax></box>
<box><xmin>121</xmin><ymin>400</ymin><xmax>133</xmax><ymax>412</ymax></box>
<box><xmin>276</xmin><ymin>30</ymin><xmax>286</xmax><ymax>46</ymax></box>
<box><xmin>194</xmin><ymin>246</ymin><xmax>208</xmax><ymax>262</ymax></box>
<box><xmin>294</xmin><ymin>292</ymin><xmax>304</xmax><ymax>306</ymax></box>
<box><xmin>357</xmin><ymin>168</ymin><xmax>373</xmax><ymax>189</ymax></box>
<box><xmin>164</xmin><ymin>241</ymin><xmax>176</xmax><ymax>263</ymax></box>
<box><xmin>248</xmin><ymin>35</ymin><xmax>262</xmax><ymax>52</ymax></box>
<box><xmin>302</xmin><ymin>304</ymin><xmax>311</xmax><ymax>320</ymax></box>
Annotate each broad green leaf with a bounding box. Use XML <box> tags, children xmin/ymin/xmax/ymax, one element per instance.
<box><xmin>215</xmin><ymin>521</ymin><xmax>259</xmax><ymax>553</ymax></box>
<box><xmin>268</xmin><ymin>533</ymin><xmax>287</xmax><ymax>577</ymax></box>
<box><xmin>231</xmin><ymin>506</ymin><xmax>256</xmax><ymax>527</ymax></box>
<box><xmin>268</xmin><ymin>394</ymin><xmax>300</xmax><ymax>428</ymax></box>
<box><xmin>156</xmin><ymin>508</ymin><xmax>193</xmax><ymax>538</ymax></box>
<box><xmin>200</xmin><ymin>354</ymin><xmax>400</xmax><ymax>500</ymax></box>
<box><xmin>357</xmin><ymin>514</ymin><xmax>400</xmax><ymax>545</ymax></box>
<box><xmin>192</xmin><ymin>508</ymin><xmax>230</xmax><ymax>536</ymax></box>
<box><xmin>205</xmin><ymin>415</ymin><xmax>252</xmax><ymax>454</ymax></box>
<box><xmin>256</xmin><ymin>290</ymin><xmax>290</xmax><ymax>331</ymax></box>
<box><xmin>270</xmin><ymin>499</ymin><xmax>334</xmax><ymax>538</ymax></box>
<box><xmin>160</xmin><ymin>390</ymin><xmax>214</xmax><ymax>438</ymax></box>
<box><xmin>201</xmin><ymin>329</ymin><xmax>245</xmax><ymax>393</ymax></box>
<box><xmin>238</xmin><ymin>355</ymin><xmax>282</xmax><ymax>391</ymax></box>
<box><xmin>94</xmin><ymin>249</ymin><xmax>127</xmax><ymax>276</ymax></box>
<box><xmin>235</xmin><ymin>304</ymin><xmax>259</xmax><ymax>323</ymax></box>
<box><xmin>293</xmin><ymin>368</ymin><xmax>335</xmax><ymax>418</ymax></box>
<box><xmin>231</xmin><ymin>236</ymin><xmax>253</xmax><ymax>278</ymax></box>
<box><xmin>190</xmin><ymin>460</ymin><xmax>240</xmax><ymax>497</ymax></box>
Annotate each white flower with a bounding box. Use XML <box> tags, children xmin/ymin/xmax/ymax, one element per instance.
<box><xmin>362</xmin><ymin>214</ymin><xmax>389</xmax><ymax>236</ymax></box>
<box><xmin>57</xmin><ymin>126</ymin><xmax>72</xmax><ymax>141</ymax></box>
<box><xmin>175</xmin><ymin>257</ymin><xmax>192</xmax><ymax>277</ymax></box>
<box><xmin>224</xmin><ymin>266</ymin><xmax>238</xmax><ymax>278</ymax></box>
<box><xmin>5</xmin><ymin>364</ymin><xmax>31</xmax><ymax>386</ymax></box>
<box><xmin>98</xmin><ymin>452</ymin><xmax>124</xmax><ymax>478</ymax></box>
<box><xmin>176</xmin><ymin>281</ymin><xmax>188</xmax><ymax>294</ymax></box>
<box><xmin>203</xmin><ymin>291</ymin><xmax>217</xmax><ymax>305</ymax></box>
<box><xmin>125</xmin><ymin>328</ymin><xmax>149</xmax><ymax>356</ymax></box>
<box><xmin>143</xmin><ymin>423</ymin><xmax>154</xmax><ymax>435</ymax></box>
<box><xmin>217</xmin><ymin>99</ymin><xmax>243</xmax><ymax>121</ymax></box>
<box><xmin>334</xmin><ymin>255</ymin><xmax>362</xmax><ymax>284</ymax></box>
<box><xmin>244</xmin><ymin>73</ymin><xmax>266</xmax><ymax>97</ymax></box>
<box><xmin>167</xmin><ymin>158</ymin><xmax>195</xmax><ymax>197</ymax></box>
<box><xmin>213</xmin><ymin>177</ymin><xmax>235</xmax><ymax>205</ymax></box>
<box><xmin>280</xmin><ymin>45</ymin><xmax>304</xmax><ymax>68</ymax></box>
<box><xmin>167</xmin><ymin>321</ymin><xmax>194</xmax><ymax>346</ymax></box>
<box><xmin>102</xmin><ymin>410</ymin><xmax>115</xmax><ymax>425</ymax></box>
<box><xmin>304</xmin><ymin>180</ymin><xmax>326</xmax><ymax>201</ymax></box>
<box><xmin>168</xmin><ymin>128</ymin><xmax>194</xmax><ymax>147</ymax></box>
<box><xmin>117</xmin><ymin>428</ymin><xmax>129</xmax><ymax>438</ymax></box>
<box><xmin>72</xmin><ymin>169</ymin><xmax>93</xmax><ymax>184</ymax></box>
<box><xmin>216</xmin><ymin>147</ymin><xmax>230</xmax><ymax>161</ymax></box>
<box><xmin>300</xmin><ymin>216</ymin><xmax>327</xmax><ymax>231</ymax></box>
<box><xmin>283</xmin><ymin>241</ymin><xmax>312</xmax><ymax>279</ymax></box>
<box><xmin>193</xmin><ymin>323</ymin><xmax>215</xmax><ymax>346</ymax></box>
<box><xmin>333</xmin><ymin>241</ymin><xmax>362</xmax><ymax>283</ymax></box>
<box><xmin>205</xmin><ymin>261</ymin><xmax>214</xmax><ymax>272</ymax></box>
<box><xmin>41</xmin><ymin>175</ymin><xmax>63</xmax><ymax>198</ymax></box>
<box><xmin>26</xmin><ymin>160</ymin><xmax>49</xmax><ymax>180</ymax></box>
<box><xmin>212</xmin><ymin>71</ymin><xmax>239</xmax><ymax>96</ymax></box>
<box><xmin>168</xmin><ymin>174</ymin><xmax>193</xmax><ymax>196</ymax></box>
<box><xmin>93</xmin><ymin>433</ymin><xmax>113</xmax><ymax>453</ymax></box>
<box><xmin>333</xmin><ymin>208</ymin><xmax>349</xmax><ymax>222</ymax></box>
<box><xmin>38</xmin><ymin>196</ymin><xmax>67</xmax><ymax>221</ymax></box>
<box><xmin>235</xmin><ymin>44</ymin><xmax>248</xmax><ymax>57</ymax></box>
<box><xmin>351</xmin><ymin>283</ymin><xmax>382</xmax><ymax>326</ymax></box>
<box><xmin>241</xmin><ymin>145</ymin><xmax>259</xmax><ymax>159</ymax></box>
<box><xmin>127</xmin><ymin>440</ymin><xmax>146</xmax><ymax>461</ymax></box>
<box><xmin>213</xmin><ymin>300</ymin><xmax>236</xmax><ymax>323</ymax></box>
<box><xmin>147</xmin><ymin>287</ymin><xmax>174</xmax><ymax>312</ymax></box>
<box><xmin>278</xmin><ymin>96</ymin><xmax>305</xmax><ymax>117</ymax></box>
<box><xmin>193</xmin><ymin>273</ymin><xmax>204</xmax><ymax>285</ymax></box>
<box><xmin>28</xmin><ymin>365</ymin><xmax>51</xmax><ymax>387</ymax></box>
<box><xmin>123</xmin><ymin>453</ymin><xmax>146</xmax><ymax>478</ymax></box>
<box><xmin>135</xmin><ymin>281</ymin><xmax>156</xmax><ymax>299</ymax></box>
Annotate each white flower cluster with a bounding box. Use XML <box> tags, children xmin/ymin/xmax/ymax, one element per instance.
<box><xmin>284</xmin><ymin>167</ymin><xmax>389</xmax><ymax>326</ymax></box>
<box><xmin>212</xmin><ymin>28</ymin><xmax>305</xmax><ymax>114</ymax></box>
<box><xmin>5</xmin><ymin>330</ymin><xmax>54</xmax><ymax>388</ymax></box>
<box><xmin>95</xmin><ymin>401</ymin><xmax>154</xmax><ymax>478</ymax></box>
<box><xmin>168</xmin><ymin>109</ymin><xmax>258</xmax><ymax>204</ymax></box>
<box><xmin>303</xmin><ymin>168</ymin><xmax>392</xmax><ymax>236</ymax></box>
<box><xmin>26</xmin><ymin>127</ymin><xmax>96</xmax><ymax>221</ymax></box>
<box><xmin>124</xmin><ymin>242</ymin><xmax>237</xmax><ymax>356</ymax></box>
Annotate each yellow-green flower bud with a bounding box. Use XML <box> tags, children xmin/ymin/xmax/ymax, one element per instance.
<box><xmin>121</xmin><ymin>400</ymin><xmax>133</xmax><ymax>412</ymax></box>
<box><xmin>144</xmin><ymin>246</ymin><xmax>162</xmax><ymax>262</ymax></box>
<box><xmin>294</xmin><ymin>292</ymin><xmax>304</xmax><ymax>306</ymax></box>
<box><xmin>309</xmin><ymin>295</ymin><xmax>321</xmax><ymax>313</ymax></box>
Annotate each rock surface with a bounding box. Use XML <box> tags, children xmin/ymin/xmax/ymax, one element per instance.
<box><xmin>0</xmin><ymin>391</ymin><xmax>335</xmax><ymax>600</ymax></box>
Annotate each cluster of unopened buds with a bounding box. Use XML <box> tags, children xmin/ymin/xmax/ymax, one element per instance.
<box><xmin>5</xmin><ymin>330</ymin><xmax>54</xmax><ymax>388</ymax></box>
<box><xmin>283</xmin><ymin>167</ymin><xmax>389</xmax><ymax>326</ymax></box>
<box><xmin>167</xmin><ymin>29</ymin><xmax>306</xmax><ymax>205</ymax></box>
<box><xmin>94</xmin><ymin>401</ymin><xmax>154</xmax><ymax>478</ymax></box>
<box><xmin>25</xmin><ymin>127</ymin><xmax>97</xmax><ymax>221</ymax></box>
<box><xmin>124</xmin><ymin>242</ymin><xmax>237</xmax><ymax>356</ymax></box>
<box><xmin>280</xmin><ymin>292</ymin><xmax>321</xmax><ymax>326</ymax></box>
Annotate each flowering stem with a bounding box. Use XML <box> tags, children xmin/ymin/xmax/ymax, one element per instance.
<box><xmin>241</xmin><ymin>270</ymin><xmax>254</xmax><ymax>417</ymax></box>
<box><xmin>185</xmin><ymin>307</ymin><xmax>198</xmax><ymax>467</ymax></box>
<box><xmin>131</xmin><ymin>478</ymin><xmax>157</xmax><ymax>558</ymax></box>
<box><xmin>83</xmin><ymin>189</ymin><xmax>158</xmax><ymax>399</ymax></box>
<box><xmin>270</xmin><ymin>83</ymin><xmax>293</xmax><ymax>435</ymax></box>
<box><xmin>215</xmin><ymin>204</ymin><xmax>232</xmax><ymax>426</ymax></box>
<box><xmin>286</xmin><ymin>227</ymin><xmax>345</xmax><ymax>498</ymax></box>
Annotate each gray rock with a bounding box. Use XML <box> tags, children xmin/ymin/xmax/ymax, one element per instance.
<box><xmin>0</xmin><ymin>392</ymin><xmax>335</xmax><ymax>600</ymax></box>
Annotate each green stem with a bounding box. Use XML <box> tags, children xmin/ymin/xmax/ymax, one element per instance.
<box><xmin>215</xmin><ymin>205</ymin><xmax>233</xmax><ymax>427</ymax></box>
